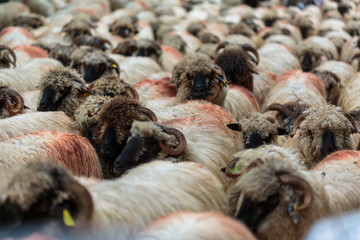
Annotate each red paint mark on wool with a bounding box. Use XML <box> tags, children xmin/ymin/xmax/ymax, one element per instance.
<box><xmin>304</xmin><ymin>72</ymin><xmax>326</xmax><ymax>98</ymax></box>
<box><xmin>13</xmin><ymin>46</ymin><xmax>49</xmax><ymax>58</ymax></box>
<box><xmin>194</xmin><ymin>101</ymin><xmax>235</xmax><ymax>123</ymax></box>
<box><xmin>134</xmin><ymin>77</ymin><xmax>177</xmax><ymax>97</ymax></box>
<box><xmin>161</xmin><ymin>45</ymin><xmax>182</xmax><ymax>60</ymax></box>
<box><xmin>230</xmin><ymin>85</ymin><xmax>260</xmax><ymax>110</ymax></box>
<box><xmin>0</xmin><ymin>27</ymin><xmax>32</xmax><ymax>38</ymax></box>
<box><xmin>313</xmin><ymin>150</ymin><xmax>360</xmax><ymax>169</ymax></box>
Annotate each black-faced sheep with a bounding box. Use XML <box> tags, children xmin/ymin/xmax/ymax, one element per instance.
<box><xmin>72</xmin><ymin>35</ymin><xmax>112</xmax><ymax>51</ymax></box>
<box><xmin>109</xmin><ymin>16</ymin><xmax>139</xmax><ymax>38</ymax></box>
<box><xmin>137</xmin><ymin>211</ymin><xmax>257</xmax><ymax>240</ymax></box>
<box><xmin>294</xmin><ymin>36</ymin><xmax>339</xmax><ymax>72</ymax></box>
<box><xmin>49</xmin><ymin>44</ymin><xmax>75</xmax><ymax>67</ymax></box>
<box><xmin>10</xmin><ymin>13</ymin><xmax>45</xmax><ymax>29</ymax></box>
<box><xmin>0</xmin><ymin>160</ymin><xmax>229</xmax><ymax>239</ymax></box>
<box><xmin>94</xmin><ymin>98</ymin><xmax>157</xmax><ymax>178</ymax></box>
<box><xmin>37</xmin><ymin>67</ymin><xmax>89</xmax><ymax>117</ymax></box>
<box><xmin>286</xmin><ymin>104</ymin><xmax>359</xmax><ymax>168</ymax></box>
<box><xmin>61</xmin><ymin>14</ymin><xmax>96</xmax><ymax>41</ymax></box>
<box><xmin>0</xmin><ymin>44</ymin><xmax>16</xmax><ymax>69</ymax></box>
<box><xmin>226</xmin><ymin>149</ymin><xmax>360</xmax><ymax>240</ymax></box>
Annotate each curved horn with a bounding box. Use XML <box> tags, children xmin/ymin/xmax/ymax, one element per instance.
<box><xmin>242</xmin><ymin>44</ymin><xmax>259</xmax><ymax>65</ymax></box>
<box><xmin>158</xmin><ymin>128</ymin><xmax>187</xmax><ymax>156</ymax></box>
<box><xmin>343</xmin><ymin>112</ymin><xmax>360</xmax><ymax>134</ymax></box>
<box><xmin>61</xmin><ymin>177</ymin><xmax>93</xmax><ymax>229</ymax></box>
<box><xmin>215</xmin><ymin>41</ymin><xmax>230</xmax><ymax>55</ymax></box>
<box><xmin>279</xmin><ymin>173</ymin><xmax>313</xmax><ymax>211</ymax></box>
<box><xmin>3</xmin><ymin>87</ymin><xmax>24</xmax><ymax>116</ymax></box>
<box><xmin>290</xmin><ymin>112</ymin><xmax>310</xmax><ymax>138</ymax></box>
<box><xmin>126</xmin><ymin>85</ymin><xmax>139</xmax><ymax>100</ymax></box>
<box><xmin>0</xmin><ymin>45</ymin><xmax>16</xmax><ymax>67</ymax></box>
<box><xmin>100</xmin><ymin>38</ymin><xmax>113</xmax><ymax>50</ymax></box>
<box><xmin>351</xmin><ymin>51</ymin><xmax>360</xmax><ymax>62</ymax></box>
<box><xmin>137</xmin><ymin>106</ymin><xmax>157</xmax><ymax>122</ymax></box>
<box><xmin>87</xmin><ymin>110</ymin><xmax>94</xmax><ymax>117</ymax></box>
<box><xmin>263</xmin><ymin>103</ymin><xmax>291</xmax><ymax>118</ymax></box>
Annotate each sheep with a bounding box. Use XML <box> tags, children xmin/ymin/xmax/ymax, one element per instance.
<box><xmin>285</xmin><ymin>104</ymin><xmax>359</xmax><ymax>168</ymax></box>
<box><xmin>0</xmin><ymin>27</ymin><xmax>35</xmax><ymax>48</ymax></box>
<box><xmin>0</xmin><ymin>44</ymin><xmax>16</xmax><ymax>69</ymax></box>
<box><xmin>262</xmin><ymin>70</ymin><xmax>327</xmax><ymax>113</ymax></box>
<box><xmin>0</xmin><ymin>160</ymin><xmax>229</xmax><ymax>239</ymax></box>
<box><xmin>227</xmin><ymin>112</ymin><xmax>287</xmax><ymax>149</ymax></box>
<box><xmin>340</xmin><ymin>37</ymin><xmax>360</xmax><ymax>71</ymax></box>
<box><xmin>294</xmin><ymin>12</ymin><xmax>320</xmax><ymax>39</ymax></box>
<box><xmin>72</xmin><ymin>35</ymin><xmax>112</xmax><ymax>51</ymax></box>
<box><xmin>134</xmin><ymin>77</ymin><xmax>177</xmax><ymax>103</ymax></box>
<box><xmin>0</xmin><ymin>86</ymin><xmax>25</xmax><ymax>119</ymax></box>
<box><xmin>49</xmin><ymin>44</ymin><xmax>75</xmax><ymax>67</ymax></box>
<box><xmin>172</xmin><ymin>53</ymin><xmax>259</xmax><ymax>121</ymax></box>
<box><xmin>73</xmin><ymin>51</ymin><xmax>120</xmax><ymax>84</ymax></box>
<box><xmin>136</xmin><ymin>211</ymin><xmax>257</xmax><ymax>240</ymax></box>
<box><xmin>0</xmin><ymin>130</ymin><xmax>102</xmax><ymax>178</ymax></box>
<box><xmin>109</xmin><ymin>16</ymin><xmax>139</xmax><ymax>39</ymax></box>
<box><xmin>325</xmin><ymin>30</ymin><xmax>352</xmax><ymax>56</ymax></box>
<box><xmin>294</xmin><ymin>36</ymin><xmax>339</xmax><ymax>72</ymax></box>
<box><xmin>61</xmin><ymin>14</ymin><xmax>96</xmax><ymax>41</ymax></box>
<box><xmin>0</xmin><ymin>111</ymin><xmax>79</xmax><ymax>141</ymax></box>
<box><xmin>10</xmin><ymin>12</ymin><xmax>45</xmax><ymax>30</ymax></box>
<box><xmin>0</xmin><ymin>58</ymin><xmax>62</xmax><ymax>92</ymax></box>
<box><xmin>226</xmin><ymin>148</ymin><xmax>360</xmax><ymax>240</ymax></box>
<box><xmin>22</xmin><ymin>0</ymin><xmax>66</xmax><ymax>17</ymax></box>
<box><xmin>263</xmin><ymin>34</ymin><xmax>297</xmax><ymax>50</ymax></box>
<box><xmin>257</xmin><ymin>43</ymin><xmax>301</xmax><ymax>75</ymax></box>
<box><xmin>37</xmin><ymin>67</ymin><xmax>89</xmax><ymax>117</ymax></box>
<box><xmin>114</xmin><ymin>114</ymin><xmax>241</xmax><ymax>188</ymax></box>
<box><xmin>318</xmin><ymin>18</ymin><xmax>345</xmax><ymax>36</ymax></box>
<box><xmin>94</xmin><ymin>97</ymin><xmax>158</xmax><ymax>178</ymax></box>
<box><xmin>0</xmin><ymin>2</ymin><xmax>29</xmax><ymax>30</ymax></box>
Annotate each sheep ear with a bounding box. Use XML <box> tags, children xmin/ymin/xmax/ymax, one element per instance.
<box><xmin>277</xmin><ymin>127</ymin><xmax>287</xmax><ymax>135</ymax></box>
<box><xmin>79</xmin><ymin>89</ymin><xmax>90</xmax><ymax>97</ymax></box>
<box><xmin>343</xmin><ymin>112</ymin><xmax>360</xmax><ymax>134</ymax></box>
<box><xmin>55</xmin><ymin>175</ymin><xmax>93</xmax><ymax>230</ymax></box>
<box><xmin>227</xmin><ymin>123</ymin><xmax>242</xmax><ymax>131</ymax></box>
<box><xmin>218</xmin><ymin>74</ymin><xmax>228</xmax><ymax>88</ymax></box>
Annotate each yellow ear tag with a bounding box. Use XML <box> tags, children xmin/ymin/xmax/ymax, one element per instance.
<box><xmin>112</xmin><ymin>64</ymin><xmax>118</xmax><ymax>69</ymax></box>
<box><xmin>63</xmin><ymin>208</ymin><xmax>75</xmax><ymax>227</ymax></box>
<box><xmin>220</xmin><ymin>82</ymin><xmax>224</xmax><ymax>87</ymax></box>
<box><xmin>83</xmin><ymin>92</ymin><xmax>90</xmax><ymax>97</ymax></box>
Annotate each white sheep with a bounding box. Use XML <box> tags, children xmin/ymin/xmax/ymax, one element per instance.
<box><xmin>0</xmin><ymin>160</ymin><xmax>229</xmax><ymax>239</ymax></box>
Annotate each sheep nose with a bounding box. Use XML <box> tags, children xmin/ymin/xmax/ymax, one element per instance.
<box><xmin>192</xmin><ymin>74</ymin><xmax>207</xmax><ymax>99</ymax></box>
<box><xmin>245</xmin><ymin>132</ymin><xmax>264</xmax><ymax>149</ymax></box>
<box><xmin>37</xmin><ymin>103</ymin><xmax>48</xmax><ymax>111</ymax></box>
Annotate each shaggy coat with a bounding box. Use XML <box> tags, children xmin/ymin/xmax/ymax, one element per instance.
<box><xmin>0</xmin><ymin>131</ymin><xmax>101</xmax><ymax>178</ymax></box>
<box><xmin>37</xmin><ymin>67</ymin><xmax>89</xmax><ymax>117</ymax></box>
<box><xmin>338</xmin><ymin>72</ymin><xmax>360</xmax><ymax>112</ymax></box>
<box><xmin>227</xmin><ymin>149</ymin><xmax>360</xmax><ymax>240</ymax></box>
<box><xmin>0</xmin><ymin>111</ymin><xmax>79</xmax><ymax>141</ymax></box>
<box><xmin>0</xmin><ymin>160</ymin><xmax>229</xmax><ymax>239</ymax></box>
<box><xmin>285</xmin><ymin>104</ymin><xmax>358</xmax><ymax>168</ymax></box>
<box><xmin>137</xmin><ymin>212</ymin><xmax>256</xmax><ymax>240</ymax></box>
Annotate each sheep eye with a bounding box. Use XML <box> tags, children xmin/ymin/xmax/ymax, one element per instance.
<box><xmin>186</xmin><ymin>73</ymin><xmax>191</xmax><ymax>79</ymax></box>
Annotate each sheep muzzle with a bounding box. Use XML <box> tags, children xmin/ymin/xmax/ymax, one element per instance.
<box><xmin>191</xmin><ymin>73</ymin><xmax>207</xmax><ymax>99</ymax></box>
<box><xmin>321</xmin><ymin>129</ymin><xmax>337</xmax><ymax>159</ymax></box>
<box><xmin>38</xmin><ymin>87</ymin><xmax>56</xmax><ymax>112</ymax></box>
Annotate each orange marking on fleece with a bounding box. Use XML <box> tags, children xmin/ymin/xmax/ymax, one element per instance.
<box><xmin>304</xmin><ymin>72</ymin><xmax>327</xmax><ymax>98</ymax></box>
<box><xmin>0</xmin><ymin>27</ymin><xmax>32</xmax><ymax>38</ymax></box>
<box><xmin>14</xmin><ymin>46</ymin><xmax>49</xmax><ymax>58</ymax></box>
<box><xmin>134</xmin><ymin>77</ymin><xmax>177</xmax><ymax>97</ymax></box>
<box><xmin>161</xmin><ymin>45</ymin><xmax>182</xmax><ymax>59</ymax></box>
<box><xmin>194</xmin><ymin>101</ymin><xmax>235</xmax><ymax>123</ymax></box>
<box><xmin>313</xmin><ymin>150</ymin><xmax>360</xmax><ymax>169</ymax></box>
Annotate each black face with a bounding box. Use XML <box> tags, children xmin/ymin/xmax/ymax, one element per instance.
<box><xmin>300</xmin><ymin>27</ymin><xmax>309</xmax><ymax>39</ymax></box>
<box><xmin>236</xmin><ymin>193</ymin><xmax>280</xmax><ymax>233</ymax></box>
<box><xmin>37</xmin><ymin>86</ymin><xmax>71</xmax><ymax>112</ymax></box>
<box><xmin>321</xmin><ymin>129</ymin><xmax>337</xmax><ymax>159</ymax></box>
<box><xmin>244</xmin><ymin>132</ymin><xmax>272</xmax><ymax>149</ymax></box>
<box><xmin>113</xmin><ymin>136</ymin><xmax>161</xmax><ymax>176</ymax></box>
<box><xmin>100</xmin><ymin>126</ymin><xmax>126</xmax><ymax>160</ymax></box>
<box><xmin>302</xmin><ymin>54</ymin><xmax>312</xmax><ymax>72</ymax></box>
<box><xmin>191</xmin><ymin>72</ymin><xmax>208</xmax><ymax>100</ymax></box>
<box><xmin>83</xmin><ymin>63</ymin><xmax>107</xmax><ymax>83</ymax></box>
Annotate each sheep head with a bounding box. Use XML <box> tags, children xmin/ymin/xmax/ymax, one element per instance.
<box><xmin>109</xmin><ymin>16</ymin><xmax>139</xmax><ymax>38</ymax></box>
<box><xmin>227</xmin><ymin>112</ymin><xmax>287</xmax><ymax>149</ymax></box>
<box><xmin>62</xmin><ymin>15</ymin><xmax>96</xmax><ymax>40</ymax></box>
<box><xmin>290</xmin><ymin>104</ymin><xmax>359</xmax><ymax>168</ymax></box>
<box><xmin>186</xmin><ymin>21</ymin><xmax>206</xmax><ymax>36</ymax></box>
<box><xmin>172</xmin><ymin>53</ymin><xmax>228</xmax><ymax>106</ymax></box>
<box><xmin>74</xmin><ymin>52</ymin><xmax>120</xmax><ymax>84</ymax></box>
<box><xmin>0</xmin><ymin>44</ymin><xmax>16</xmax><ymax>69</ymax></box>
<box><xmin>0</xmin><ymin>161</ymin><xmax>93</xmax><ymax>238</ymax></box>
<box><xmin>49</xmin><ymin>44</ymin><xmax>75</xmax><ymax>67</ymax></box>
<box><xmin>214</xmin><ymin>43</ymin><xmax>259</xmax><ymax>91</ymax></box>
<box><xmin>72</xmin><ymin>36</ymin><xmax>112</xmax><ymax>51</ymax></box>
<box><xmin>95</xmin><ymin>98</ymin><xmax>157</xmax><ymax>178</ymax></box>
<box><xmin>227</xmin><ymin>156</ymin><xmax>314</xmax><ymax>239</ymax></box>
<box><xmin>10</xmin><ymin>13</ymin><xmax>45</xmax><ymax>29</ymax></box>
<box><xmin>262</xmin><ymin>103</ymin><xmax>308</xmax><ymax>135</ymax></box>
<box><xmin>113</xmin><ymin>39</ymin><xmax>138</xmax><ymax>56</ymax></box>
<box><xmin>114</xmin><ymin>121</ymin><xmax>186</xmax><ymax>176</ymax></box>
<box><xmin>135</xmin><ymin>39</ymin><xmax>162</xmax><ymax>61</ymax></box>
<box><xmin>294</xmin><ymin>42</ymin><xmax>324</xmax><ymax>72</ymax></box>
<box><xmin>311</xmin><ymin>70</ymin><xmax>341</xmax><ymax>104</ymax></box>
<box><xmin>162</xmin><ymin>34</ymin><xmax>187</xmax><ymax>55</ymax></box>
<box><xmin>37</xmin><ymin>67</ymin><xmax>89</xmax><ymax>117</ymax></box>
<box><xmin>87</xmin><ymin>75</ymin><xmax>139</xmax><ymax>100</ymax></box>
<box><xmin>69</xmin><ymin>46</ymin><xmax>97</xmax><ymax>70</ymax></box>
<box><xmin>0</xmin><ymin>86</ymin><xmax>25</xmax><ymax>118</ymax></box>
<box><xmin>199</xmin><ymin>32</ymin><xmax>220</xmax><ymax>44</ymax></box>
<box><xmin>295</xmin><ymin>14</ymin><xmax>319</xmax><ymax>39</ymax></box>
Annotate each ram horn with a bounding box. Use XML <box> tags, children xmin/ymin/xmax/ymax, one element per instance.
<box><xmin>159</xmin><ymin>128</ymin><xmax>187</xmax><ymax>156</ymax></box>
<box><xmin>0</xmin><ymin>45</ymin><xmax>17</xmax><ymax>67</ymax></box>
<box><xmin>279</xmin><ymin>173</ymin><xmax>313</xmax><ymax>211</ymax></box>
<box><xmin>137</xmin><ymin>106</ymin><xmax>157</xmax><ymax>122</ymax></box>
<box><xmin>262</xmin><ymin>103</ymin><xmax>291</xmax><ymax>118</ymax></box>
<box><xmin>290</xmin><ymin>112</ymin><xmax>310</xmax><ymax>138</ymax></box>
<box><xmin>242</xmin><ymin>44</ymin><xmax>260</xmax><ymax>65</ymax></box>
<box><xmin>3</xmin><ymin>87</ymin><xmax>24</xmax><ymax>116</ymax></box>
<box><xmin>343</xmin><ymin>112</ymin><xmax>360</xmax><ymax>134</ymax></box>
